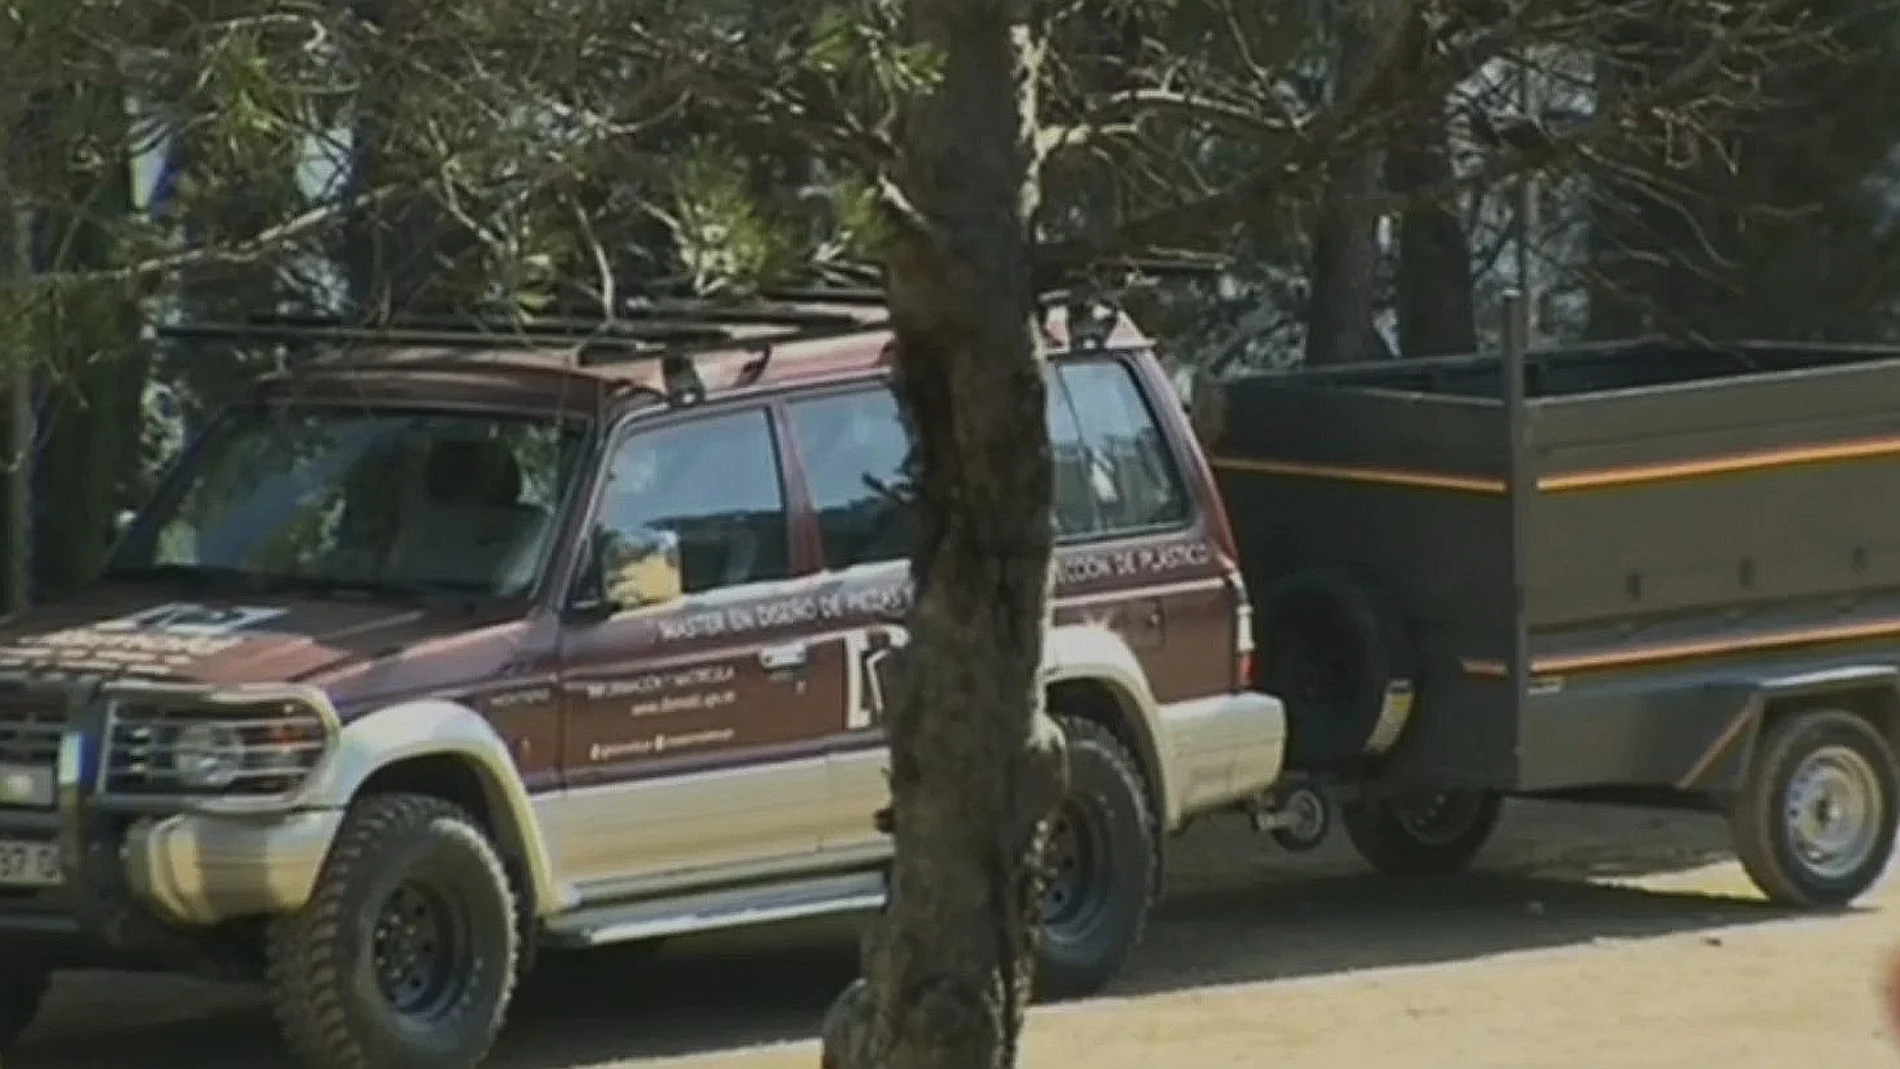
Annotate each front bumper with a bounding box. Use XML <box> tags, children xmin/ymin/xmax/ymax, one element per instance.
<box><xmin>0</xmin><ymin>678</ymin><xmax>342</xmax><ymax>959</ymax></box>
<box><xmin>121</xmin><ymin>808</ymin><xmax>341</xmax><ymax>926</ymax></box>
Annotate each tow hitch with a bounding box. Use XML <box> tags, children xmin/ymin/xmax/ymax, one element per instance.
<box><xmin>1248</xmin><ymin>782</ymin><xmax>1333</xmax><ymax>852</ymax></box>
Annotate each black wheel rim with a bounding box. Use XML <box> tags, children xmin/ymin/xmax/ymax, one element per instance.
<box><xmin>1041</xmin><ymin>799</ymin><xmax>1111</xmax><ymax>933</ymax></box>
<box><xmin>1393</xmin><ymin>791</ymin><xmax>1485</xmax><ymax>846</ymax></box>
<box><xmin>370</xmin><ymin>878</ymin><xmax>474</xmax><ymax>1022</ymax></box>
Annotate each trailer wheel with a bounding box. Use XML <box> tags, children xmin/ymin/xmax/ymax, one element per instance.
<box><xmin>1259</xmin><ymin>570</ymin><xmax>1414</xmax><ymax>769</ymax></box>
<box><xmin>1341</xmin><ymin>790</ymin><xmax>1501</xmax><ymax>876</ymax></box>
<box><xmin>1731</xmin><ymin>708</ymin><xmax>1898</xmax><ymax>908</ymax></box>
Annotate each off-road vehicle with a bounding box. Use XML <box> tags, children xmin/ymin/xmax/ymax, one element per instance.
<box><xmin>0</xmin><ymin>296</ymin><xmax>1287</xmax><ymax>1068</ymax></box>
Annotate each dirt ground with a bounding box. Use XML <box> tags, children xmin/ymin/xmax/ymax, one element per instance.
<box><xmin>10</xmin><ymin>799</ymin><xmax>1900</xmax><ymax>1069</ymax></box>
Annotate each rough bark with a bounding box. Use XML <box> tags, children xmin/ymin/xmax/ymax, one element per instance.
<box><xmin>1303</xmin><ymin>0</ymin><xmax>1389</xmax><ymax>367</ymax></box>
<box><xmin>16</xmin><ymin>84</ymin><xmax>147</xmax><ymax>601</ymax></box>
<box><xmin>817</xmin><ymin>1</ymin><xmax>1067</xmax><ymax>1068</ymax></box>
<box><xmin>1384</xmin><ymin>16</ymin><xmax>1476</xmax><ymax>360</ymax></box>
<box><xmin>35</xmin><ymin>109</ymin><xmax>147</xmax><ymax>600</ymax></box>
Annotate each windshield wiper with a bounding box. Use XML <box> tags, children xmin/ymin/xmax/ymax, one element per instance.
<box><xmin>246</xmin><ymin>574</ymin><xmax>433</xmax><ymax>603</ymax></box>
<box><xmin>104</xmin><ymin>564</ymin><xmax>429</xmax><ymax>603</ymax></box>
<box><xmin>101</xmin><ymin>563</ymin><xmax>266</xmax><ymax>590</ymax></box>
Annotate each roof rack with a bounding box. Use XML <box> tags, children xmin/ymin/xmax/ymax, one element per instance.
<box><xmin>159</xmin><ymin>299</ymin><xmax>892</xmax><ymax>407</ymax></box>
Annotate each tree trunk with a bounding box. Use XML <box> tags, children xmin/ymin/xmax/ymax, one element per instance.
<box><xmin>1303</xmin><ymin>0</ymin><xmax>1387</xmax><ymax>367</ymax></box>
<box><xmin>818</xmin><ymin>1</ymin><xmax>1067</xmax><ymax>1068</ymax></box>
<box><xmin>1385</xmin><ymin>29</ymin><xmax>1476</xmax><ymax>360</ymax></box>
<box><xmin>23</xmin><ymin>84</ymin><xmax>147</xmax><ymax>601</ymax></box>
<box><xmin>343</xmin><ymin>0</ymin><xmax>480</xmax><ymax>315</ymax></box>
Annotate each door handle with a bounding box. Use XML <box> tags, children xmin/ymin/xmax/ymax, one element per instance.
<box><xmin>759</xmin><ymin>642</ymin><xmax>809</xmax><ymax>673</ymax></box>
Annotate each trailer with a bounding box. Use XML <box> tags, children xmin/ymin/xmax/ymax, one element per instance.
<box><xmin>1206</xmin><ymin>307</ymin><xmax>1900</xmax><ymax>905</ymax></box>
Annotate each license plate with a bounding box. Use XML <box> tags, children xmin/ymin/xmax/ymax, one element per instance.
<box><xmin>0</xmin><ymin>839</ymin><xmax>61</xmax><ymax>888</ymax></box>
<box><xmin>0</xmin><ymin>762</ymin><xmax>54</xmax><ymax>807</ymax></box>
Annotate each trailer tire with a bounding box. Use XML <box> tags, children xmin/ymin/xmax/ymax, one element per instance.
<box><xmin>1259</xmin><ymin>570</ymin><xmax>1414</xmax><ymax>769</ymax></box>
<box><xmin>1731</xmin><ymin>707</ymin><xmax>1898</xmax><ymax>908</ymax></box>
<box><xmin>1035</xmin><ymin>716</ymin><xmax>1158</xmax><ymax>1001</ymax></box>
<box><xmin>0</xmin><ymin>962</ymin><xmax>49</xmax><ymax>1052</ymax></box>
<box><xmin>1341</xmin><ymin>790</ymin><xmax>1501</xmax><ymax>876</ymax></box>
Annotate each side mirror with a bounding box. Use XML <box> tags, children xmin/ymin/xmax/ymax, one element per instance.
<box><xmin>565</xmin><ymin>535</ymin><xmax>620</xmax><ymax>621</ymax></box>
<box><xmin>567</xmin><ymin>526</ymin><xmax>683</xmax><ymax>619</ymax></box>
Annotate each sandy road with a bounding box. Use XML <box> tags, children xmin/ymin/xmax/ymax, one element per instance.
<box><xmin>9</xmin><ymin>800</ymin><xmax>1900</xmax><ymax>1069</ymax></box>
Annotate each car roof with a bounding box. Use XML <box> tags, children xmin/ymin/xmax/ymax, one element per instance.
<box><xmin>179</xmin><ymin>298</ymin><xmax>1154</xmax><ymax>421</ymax></box>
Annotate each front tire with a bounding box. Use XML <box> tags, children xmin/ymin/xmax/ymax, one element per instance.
<box><xmin>1731</xmin><ymin>708</ymin><xmax>1898</xmax><ymax>908</ymax></box>
<box><xmin>0</xmin><ymin>962</ymin><xmax>49</xmax><ymax>1052</ymax></box>
<box><xmin>1035</xmin><ymin>716</ymin><xmax>1158</xmax><ymax>1001</ymax></box>
<box><xmin>1341</xmin><ymin>789</ymin><xmax>1502</xmax><ymax>876</ymax></box>
<box><xmin>266</xmin><ymin>793</ymin><xmax>520</xmax><ymax>1069</ymax></box>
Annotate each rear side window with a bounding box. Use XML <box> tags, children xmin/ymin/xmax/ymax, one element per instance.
<box><xmin>789</xmin><ymin>356</ymin><xmax>1190</xmax><ymax>568</ymax></box>
<box><xmin>1052</xmin><ymin>360</ymin><xmax>1190</xmax><ymax>538</ymax></box>
<box><xmin>787</xmin><ymin>390</ymin><xmax>910</xmax><ymax>569</ymax></box>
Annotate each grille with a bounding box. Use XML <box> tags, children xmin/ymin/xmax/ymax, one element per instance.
<box><xmin>0</xmin><ymin>702</ymin><xmax>64</xmax><ymax>767</ymax></box>
<box><xmin>0</xmin><ymin>701</ymin><xmax>65</xmax><ymax>810</ymax></box>
<box><xmin>104</xmin><ymin>701</ymin><xmax>327</xmax><ymax>798</ymax></box>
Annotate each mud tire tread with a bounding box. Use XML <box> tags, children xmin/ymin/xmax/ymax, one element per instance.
<box><xmin>264</xmin><ymin>792</ymin><xmax>518</xmax><ymax>1069</ymax></box>
<box><xmin>1036</xmin><ymin>715</ymin><xmax>1159</xmax><ymax>1001</ymax></box>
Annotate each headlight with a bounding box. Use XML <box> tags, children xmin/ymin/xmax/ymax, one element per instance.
<box><xmin>173</xmin><ymin>722</ymin><xmax>245</xmax><ymax>790</ymax></box>
<box><xmin>104</xmin><ymin>696</ymin><xmax>332</xmax><ymax>799</ymax></box>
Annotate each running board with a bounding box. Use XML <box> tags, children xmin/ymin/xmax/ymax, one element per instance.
<box><xmin>540</xmin><ymin>869</ymin><xmax>887</xmax><ymax>948</ymax></box>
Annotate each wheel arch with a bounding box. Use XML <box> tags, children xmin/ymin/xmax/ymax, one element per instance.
<box><xmin>1041</xmin><ymin>624</ymin><xmax>1178</xmax><ymax>829</ymax></box>
<box><xmin>1691</xmin><ymin>665</ymin><xmax>1900</xmax><ymax>794</ymax></box>
<box><xmin>303</xmin><ymin>697</ymin><xmax>565</xmax><ymax>917</ymax></box>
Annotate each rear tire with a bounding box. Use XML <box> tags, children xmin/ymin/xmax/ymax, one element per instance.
<box><xmin>1731</xmin><ymin>708</ymin><xmax>1898</xmax><ymax>908</ymax></box>
<box><xmin>0</xmin><ymin>962</ymin><xmax>49</xmax><ymax>1052</ymax></box>
<box><xmin>1341</xmin><ymin>789</ymin><xmax>1501</xmax><ymax>876</ymax></box>
<box><xmin>1035</xmin><ymin>716</ymin><xmax>1158</xmax><ymax>1001</ymax></box>
<box><xmin>266</xmin><ymin>792</ymin><xmax>520</xmax><ymax>1069</ymax></box>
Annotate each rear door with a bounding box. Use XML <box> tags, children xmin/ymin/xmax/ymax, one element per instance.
<box><xmin>551</xmin><ymin>404</ymin><xmax>841</xmax><ymax>890</ymax></box>
<box><xmin>780</xmin><ymin>387</ymin><xmax>915</xmax><ymax>858</ymax></box>
<box><xmin>1047</xmin><ymin>357</ymin><xmax>1236</xmax><ymax>702</ymax></box>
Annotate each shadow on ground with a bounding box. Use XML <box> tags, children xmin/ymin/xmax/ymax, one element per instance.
<box><xmin>8</xmin><ymin>802</ymin><xmax>1824</xmax><ymax>1069</ymax></box>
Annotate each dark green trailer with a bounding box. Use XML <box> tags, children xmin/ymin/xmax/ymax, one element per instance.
<box><xmin>1207</xmin><ymin>321</ymin><xmax>1900</xmax><ymax>905</ymax></box>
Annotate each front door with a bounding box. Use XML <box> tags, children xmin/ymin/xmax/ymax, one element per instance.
<box><xmin>551</xmin><ymin>406</ymin><xmax>840</xmax><ymax>892</ymax></box>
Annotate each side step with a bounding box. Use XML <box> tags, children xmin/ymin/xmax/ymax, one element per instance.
<box><xmin>541</xmin><ymin>869</ymin><xmax>888</xmax><ymax>949</ymax></box>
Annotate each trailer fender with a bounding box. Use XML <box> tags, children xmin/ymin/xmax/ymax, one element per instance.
<box><xmin>1258</xmin><ymin>568</ymin><xmax>1417</xmax><ymax>768</ymax></box>
<box><xmin>1683</xmin><ymin>665</ymin><xmax>1900</xmax><ymax>793</ymax></box>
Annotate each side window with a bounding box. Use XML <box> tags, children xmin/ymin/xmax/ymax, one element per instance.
<box><xmin>1046</xmin><ymin>380</ymin><xmax>1102</xmax><ymax>538</ymax></box>
<box><xmin>788</xmin><ymin>389</ymin><xmax>910</xmax><ymax>569</ymax></box>
<box><xmin>1053</xmin><ymin>360</ymin><xmax>1190</xmax><ymax>537</ymax></box>
<box><xmin>595</xmin><ymin>409</ymin><xmax>790</xmax><ymax>603</ymax></box>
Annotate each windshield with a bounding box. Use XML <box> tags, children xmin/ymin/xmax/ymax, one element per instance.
<box><xmin>110</xmin><ymin>404</ymin><xmax>590</xmax><ymax>598</ymax></box>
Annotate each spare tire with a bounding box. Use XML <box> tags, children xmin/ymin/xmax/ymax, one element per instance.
<box><xmin>1258</xmin><ymin>569</ymin><xmax>1415</xmax><ymax>770</ymax></box>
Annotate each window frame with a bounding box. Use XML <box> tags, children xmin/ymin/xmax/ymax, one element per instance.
<box><xmin>564</xmin><ymin>398</ymin><xmax>795</xmax><ymax>607</ymax></box>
